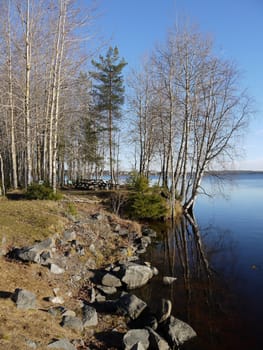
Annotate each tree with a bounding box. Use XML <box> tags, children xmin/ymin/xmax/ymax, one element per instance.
<box><xmin>91</xmin><ymin>46</ymin><xmax>127</xmax><ymax>183</ymax></box>
<box><xmin>128</xmin><ymin>24</ymin><xmax>251</xmax><ymax>213</ymax></box>
<box><xmin>0</xmin><ymin>0</ymin><xmax>97</xmax><ymax>191</ymax></box>
<box><xmin>127</xmin><ymin>60</ymin><xmax>159</xmax><ymax>179</ymax></box>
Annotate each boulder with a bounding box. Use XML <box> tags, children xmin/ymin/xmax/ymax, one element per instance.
<box><xmin>101</xmin><ymin>272</ymin><xmax>122</xmax><ymax>287</ymax></box>
<box><xmin>162</xmin><ymin>316</ymin><xmax>197</xmax><ymax>347</ymax></box>
<box><xmin>121</xmin><ymin>264</ymin><xmax>153</xmax><ymax>289</ymax></box>
<box><xmin>82</xmin><ymin>304</ymin><xmax>98</xmax><ymax>327</ymax></box>
<box><xmin>63</xmin><ymin>230</ymin><xmax>76</xmax><ymax>242</ymax></box>
<box><xmin>33</xmin><ymin>237</ymin><xmax>55</xmax><ymax>251</ymax></box>
<box><xmin>47</xmin><ymin>338</ymin><xmax>76</xmax><ymax>350</ymax></box>
<box><xmin>10</xmin><ymin>237</ymin><xmax>55</xmax><ymax>264</ymax></box>
<box><xmin>12</xmin><ymin>288</ymin><xmax>36</xmax><ymax>310</ymax></box>
<box><xmin>117</xmin><ymin>293</ymin><xmax>147</xmax><ymax>320</ymax></box>
<box><xmin>123</xmin><ymin>329</ymin><xmax>149</xmax><ymax>350</ymax></box>
<box><xmin>147</xmin><ymin>327</ymin><xmax>170</xmax><ymax>350</ymax></box>
<box><xmin>14</xmin><ymin>247</ymin><xmax>39</xmax><ymax>263</ymax></box>
<box><xmin>61</xmin><ymin>315</ymin><xmax>83</xmax><ymax>332</ymax></box>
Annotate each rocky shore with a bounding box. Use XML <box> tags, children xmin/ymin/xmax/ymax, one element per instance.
<box><xmin>2</xmin><ymin>202</ymin><xmax>197</xmax><ymax>349</ymax></box>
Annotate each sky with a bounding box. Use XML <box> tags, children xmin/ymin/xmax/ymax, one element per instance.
<box><xmin>92</xmin><ymin>0</ymin><xmax>263</xmax><ymax>171</ymax></box>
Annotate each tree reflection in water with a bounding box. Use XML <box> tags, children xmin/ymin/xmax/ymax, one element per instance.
<box><xmin>135</xmin><ymin>215</ymin><xmax>259</xmax><ymax>350</ymax></box>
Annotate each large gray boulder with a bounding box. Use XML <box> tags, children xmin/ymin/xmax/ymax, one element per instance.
<box><xmin>162</xmin><ymin>316</ymin><xmax>197</xmax><ymax>347</ymax></box>
<box><xmin>123</xmin><ymin>329</ymin><xmax>149</xmax><ymax>350</ymax></box>
<box><xmin>11</xmin><ymin>237</ymin><xmax>55</xmax><ymax>264</ymax></box>
<box><xmin>121</xmin><ymin>264</ymin><xmax>153</xmax><ymax>289</ymax></box>
<box><xmin>47</xmin><ymin>338</ymin><xmax>76</xmax><ymax>350</ymax></box>
<box><xmin>12</xmin><ymin>288</ymin><xmax>36</xmax><ymax>310</ymax></box>
<box><xmin>117</xmin><ymin>293</ymin><xmax>147</xmax><ymax>320</ymax></box>
<box><xmin>61</xmin><ymin>316</ymin><xmax>83</xmax><ymax>332</ymax></box>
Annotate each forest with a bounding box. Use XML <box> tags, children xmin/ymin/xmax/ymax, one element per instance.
<box><xmin>0</xmin><ymin>0</ymin><xmax>251</xmax><ymax>211</ymax></box>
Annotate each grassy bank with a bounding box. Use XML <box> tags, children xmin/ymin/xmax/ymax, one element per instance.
<box><xmin>0</xmin><ymin>193</ymin><xmax>141</xmax><ymax>349</ymax></box>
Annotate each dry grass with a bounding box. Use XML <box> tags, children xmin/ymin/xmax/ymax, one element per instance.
<box><xmin>0</xmin><ymin>200</ymin><xmax>68</xmax><ymax>248</ymax></box>
<box><xmin>0</xmin><ymin>194</ymin><xmax>138</xmax><ymax>349</ymax></box>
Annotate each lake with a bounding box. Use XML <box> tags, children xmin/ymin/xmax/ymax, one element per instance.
<box><xmin>136</xmin><ymin>172</ymin><xmax>263</xmax><ymax>349</ymax></box>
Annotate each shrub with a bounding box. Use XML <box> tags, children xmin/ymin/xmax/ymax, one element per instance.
<box><xmin>25</xmin><ymin>183</ymin><xmax>62</xmax><ymax>201</ymax></box>
<box><xmin>130</xmin><ymin>192</ymin><xmax>168</xmax><ymax>220</ymax></box>
<box><xmin>126</xmin><ymin>171</ymin><xmax>149</xmax><ymax>192</ymax></box>
<box><xmin>125</xmin><ymin>171</ymin><xmax>168</xmax><ymax>220</ymax></box>
<box><xmin>67</xmin><ymin>202</ymin><xmax>77</xmax><ymax>215</ymax></box>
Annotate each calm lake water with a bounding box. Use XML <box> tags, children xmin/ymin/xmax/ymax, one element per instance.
<box><xmin>136</xmin><ymin>172</ymin><xmax>263</xmax><ymax>350</ymax></box>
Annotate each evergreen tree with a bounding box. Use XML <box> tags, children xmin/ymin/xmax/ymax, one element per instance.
<box><xmin>91</xmin><ymin>46</ymin><xmax>127</xmax><ymax>183</ymax></box>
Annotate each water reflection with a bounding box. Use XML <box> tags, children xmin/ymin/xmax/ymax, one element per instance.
<box><xmin>136</xmin><ymin>215</ymin><xmax>260</xmax><ymax>350</ymax></box>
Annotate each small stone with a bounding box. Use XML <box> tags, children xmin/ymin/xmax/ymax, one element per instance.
<box><xmin>89</xmin><ymin>244</ymin><xmax>96</xmax><ymax>254</ymax></box>
<box><xmin>48</xmin><ymin>306</ymin><xmax>66</xmax><ymax>316</ymax></box>
<box><xmin>101</xmin><ymin>273</ymin><xmax>122</xmax><ymax>287</ymax></box>
<box><xmin>25</xmin><ymin>339</ymin><xmax>37</xmax><ymax>348</ymax></box>
<box><xmin>91</xmin><ymin>213</ymin><xmax>103</xmax><ymax>220</ymax></box>
<box><xmin>82</xmin><ymin>304</ymin><xmax>98</xmax><ymax>327</ymax></box>
<box><xmin>151</xmin><ymin>267</ymin><xmax>159</xmax><ymax>276</ymax></box>
<box><xmin>49</xmin><ymin>296</ymin><xmax>65</xmax><ymax>304</ymax></box>
<box><xmin>53</xmin><ymin>288</ymin><xmax>60</xmax><ymax>296</ymax></box>
<box><xmin>95</xmin><ymin>293</ymin><xmax>106</xmax><ymax>302</ymax></box>
<box><xmin>113</xmin><ymin>224</ymin><xmax>121</xmax><ymax>232</ymax></box>
<box><xmin>96</xmin><ymin>285</ymin><xmax>117</xmax><ymax>295</ymax></box>
<box><xmin>63</xmin><ymin>230</ymin><xmax>76</xmax><ymax>242</ymax></box>
<box><xmin>163</xmin><ymin>276</ymin><xmax>177</xmax><ymax>285</ymax></box>
<box><xmin>50</xmin><ymin>263</ymin><xmax>65</xmax><ymax>274</ymax></box>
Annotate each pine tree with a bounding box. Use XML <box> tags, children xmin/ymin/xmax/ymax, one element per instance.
<box><xmin>91</xmin><ymin>46</ymin><xmax>127</xmax><ymax>183</ymax></box>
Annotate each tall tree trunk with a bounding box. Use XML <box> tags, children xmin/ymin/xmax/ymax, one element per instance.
<box><xmin>7</xmin><ymin>0</ymin><xmax>18</xmax><ymax>189</ymax></box>
<box><xmin>25</xmin><ymin>0</ymin><xmax>32</xmax><ymax>186</ymax></box>
<box><xmin>109</xmin><ymin>108</ymin><xmax>115</xmax><ymax>184</ymax></box>
<box><xmin>0</xmin><ymin>154</ymin><xmax>5</xmax><ymax>196</ymax></box>
<box><xmin>48</xmin><ymin>0</ymin><xmax>67</xmax><ymax>192</ymax></box>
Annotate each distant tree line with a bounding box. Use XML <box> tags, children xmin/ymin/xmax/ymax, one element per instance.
<box><xmin>0</xmin><ymin>1</ymin><xmax>251</xmax><ymax>212</ymax></box>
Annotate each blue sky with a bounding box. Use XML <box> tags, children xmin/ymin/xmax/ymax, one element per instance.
<box><xmin>93</xmin><ymin>0</ymin><xmax>263</xmax><ymax>170</ymax></box>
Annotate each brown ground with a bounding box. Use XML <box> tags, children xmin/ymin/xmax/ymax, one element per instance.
<box><xmin>0</xmin><ymin>191</ymin><xmax>141</xmax><ymax>349</ymax></box>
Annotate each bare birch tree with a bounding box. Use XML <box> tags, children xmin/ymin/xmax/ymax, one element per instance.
<box><xmin>130</xmin><ymin>24</ymin><xmax>251</xmax><ymax>212</ymax></box>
